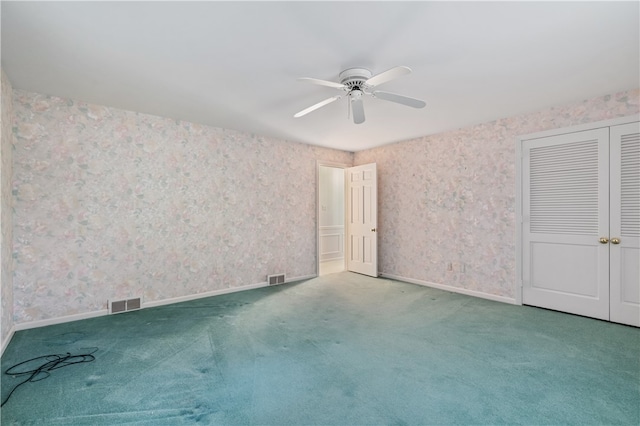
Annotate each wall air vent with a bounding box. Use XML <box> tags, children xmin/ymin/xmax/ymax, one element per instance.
<box><xmin>110</xmin><ymin>300</ymin><xmax>126</xmax><ymax>314</ymax></box>
<box><xmin>109</xmin><ymin>297</ymin><xmax>142</xmax><ymax>314</ymax></box>
<box><xmin>267</xmin><ymin>273</ymin><xmax>286</xmax><ymax>286</ymax></box>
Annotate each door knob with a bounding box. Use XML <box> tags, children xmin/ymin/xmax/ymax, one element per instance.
<box><xmin>611</xmin><ymin>237</ymin><xmax>621</xmax><ymax>245</ymax></box>
<box><xmin>599</xmin><ymin>237</ymin><xmax>609</xmax><ymax>244</ymax></box>
<box><xmin>371</xmin><ymin>228</ymin><xmax>376</xmax><ymax>232</ymax></box>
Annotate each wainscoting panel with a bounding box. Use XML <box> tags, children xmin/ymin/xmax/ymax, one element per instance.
<box><xmin>320</xmin><ymin>225</ymin><xmax>344</xmax><ymax>262</ymax></box>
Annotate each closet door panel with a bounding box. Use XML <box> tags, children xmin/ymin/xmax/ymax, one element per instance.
<box><xmin>610</xmin><ymin>122</ymin><xmax>640</xmax><ymax>326</ymax></box>
<box><xmin>522</xmin><ymin>128</ymin><xmax>610</xmax><ymax>320</ymax></box>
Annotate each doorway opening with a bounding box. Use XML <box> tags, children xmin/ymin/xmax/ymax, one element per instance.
<box><xmin>317</xmin><ymin>162</ymin><xmax>347</xmax><ymax>276</ymax></box>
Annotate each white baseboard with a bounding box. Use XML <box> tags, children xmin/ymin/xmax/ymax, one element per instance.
<box><xmin>143</xmin><ymin>274</ymin><xmax>315</xmax><ymax>309</ymax></box>
<box><xmin>380</xmin><ymin>273</ymin><xmax>517</xmax><ymax>305</ymax></box>
<box><xmin>1</xmin><ymin>325</ymin><xmax>16</xmax><ymax>357</ymax></box>
<box><xmin>9</xmin><ymin>275</ymin><xmax>319</xmax><ymax>337</ymax></box>
<box><xmin>14</xmin><ymin>309</ymin><xmax>110</xmax><ymax>332</ymax></box>
<box><xmin>143</xmin><ymin>281</ymin><xmax>271</xmax><ymax>309</ymax></box>
<box><xmin>286</xmin><ymin>274</ymin><xmax>317</xmax><ymax>283</ymax></box>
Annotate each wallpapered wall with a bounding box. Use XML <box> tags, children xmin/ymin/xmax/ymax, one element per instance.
<box><xmin>1</xmin><ymin>70</ymin><xmax>15</xmax><ymax>345</ymax></box>
<box><xmin>354</xmin><ymin>89</ymin><xmax>640</xmax><ymax>300</ymax></box>
<box><xmin>11</xmin><ymin>89</ymin><xmax>353</xmax><ymax>324</ymax></box>
<box><xmin>6</xmin><ymin>81</ymin><xmax>640</xmax><ymax>327</ymax></box>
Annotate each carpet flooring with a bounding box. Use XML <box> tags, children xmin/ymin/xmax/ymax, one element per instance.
<box><xmin>1</xmin><ymin>272</ymin><xmax>638</xmax><ymax>425</ymax></box>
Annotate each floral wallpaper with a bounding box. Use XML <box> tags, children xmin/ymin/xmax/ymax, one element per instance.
<box><xmin>7</xmin><ymin>84</ymin><xmax>639</xmax><ymax>327</ymax></box>
<box><xmin>11</xmin><ymin>90</ymin><xmax>353</xmax><ymax>324</ymax></box>
<box><xmin>354</xmin><ymin>89</ymin><xmax>640</xmax><ymax>300</ymax></box>
<box><xmin>1</xmin><ymin>69</ymin><xmax>15</xmax><ymax>347</ymax></box>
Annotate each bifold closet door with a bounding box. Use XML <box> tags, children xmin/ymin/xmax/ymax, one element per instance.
<box><xmin>522</xmin><ymin>128</ymin><xmax>610</xmax><ymax>320</ymax></box>
<box><xmin>609</xmin><ymin>122</ymin><xmax>640</xmax><ymax>326</ymax></box>
<box><xmin>522</xmin><ymin>123</ymin><xmax>640</xmax><ymax>326</ymax></box>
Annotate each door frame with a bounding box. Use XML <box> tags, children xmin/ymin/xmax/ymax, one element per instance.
<box><xmin>515</xmin><ymin>114</ymin><xmax>640</xmax><ymax>305</ymax></box>
<box><xmin>316</xmin><ymin>160</ymin><xmax>350</xmax><ymax>277</ymax></box>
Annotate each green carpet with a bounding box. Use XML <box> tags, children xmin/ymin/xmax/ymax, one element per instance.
<box><xmin>1</xmin><ymin>272</ymin><xmax>638</xmax><ymax>425</ymax></box>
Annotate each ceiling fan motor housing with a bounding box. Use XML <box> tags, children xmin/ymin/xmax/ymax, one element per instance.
<box><xmin>339</xmin><ymin>68</ymin><xmax>372</xmax><ymax>93</ymax></box>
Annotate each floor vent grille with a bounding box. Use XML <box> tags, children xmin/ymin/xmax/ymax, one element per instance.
<box><xmin>109</xmin><ymin>297</ymin><xmax>142</xmax><ymax>314</ymax></box>
<box><xmin>267</xmin><ymin>274</ymin><xmax>286</xmax><ymax>286</ymax></box>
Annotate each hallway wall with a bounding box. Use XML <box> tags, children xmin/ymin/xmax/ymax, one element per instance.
<box><xmin>319</xmin><ymin>166</ymin><xmax>345</xmax><ymax>263</ymax></box>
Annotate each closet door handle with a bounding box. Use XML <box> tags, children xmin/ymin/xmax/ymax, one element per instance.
<box><xmin>611</xmin><ymin>238</ymin><xmax>621</xmax><ymax>245</ymax></box>
<box><xmin>599</xmin><ymin>237</ymin><xmax>609</xmax><ymax>244</ymax></box>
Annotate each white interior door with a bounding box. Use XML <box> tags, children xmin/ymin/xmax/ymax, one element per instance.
<box><xmin>609</xmin><ymin>122</ymin><xmax>640</xmax><ymax>326</ymax></box>
<box><xmin>522</xmin><ymin>128</ymin><xmax>610</xmax><ymax>320</ymax></box>
<box><xmin>347</xmin><ymin>163</ymin><xmax>377</xmax><ymax>277</ymax></box>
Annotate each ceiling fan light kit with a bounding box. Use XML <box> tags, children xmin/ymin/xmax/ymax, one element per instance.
<box><xmin>295</xmin><ymin>66</ymin><xmax>426</xmax><ymax>124</ymax></box>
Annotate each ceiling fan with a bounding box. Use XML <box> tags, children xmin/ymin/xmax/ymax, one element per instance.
<box><xmin>294</xmin><ymin>66</ymin><xmax>426</xmax><ymax>124</ymax></box>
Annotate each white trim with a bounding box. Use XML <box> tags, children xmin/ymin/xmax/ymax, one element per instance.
<box><xmin>319</xmin><ymin>225</ymin><xmax>345</xmax><ymax>231</ymax></box>
<box><xmin>380</xmin><ymin>273</ymin><xmax>517</xmax><ymax>305</ymax></box>
<box><xmin>515</xmin><ymin>128</ymin><xmax>524</xmax><ymax>305</ymax></box>
<box><xmin>320</xmin><ymin>258</ymin><xmax>343</xmax><ymax>264</ymax></box>
<box><xmin>9</xmin><ymin>276</ymin><xmax>317</xmax><ymax>334</ymax></box>
<box><xmin>14</xmin><ymin>309</ymin><xmax>109</xmax><ymax>332</ymax></box>
<box><xmin>287</xmin><ymin>274</ymin><xmax>317</xmax><ymax>283</ymax></box>
<box><xmin>518</xmin><ymin>115</ymin><xmax>640</xmax><ymax>142</ymax></box>
<box><xmin>1</xmin><ymin>325</ymin><xmax>16</xmax><ymax>356</ymax></box>
<box><xmin>143</xmin><ymin>282</ymin><xmax>270</xmax><ymax>309</ymax></box>
<box><xmin>144</xmin><ymin>275</ymin><xmax>316</xmax><ymax>308</ymax></box>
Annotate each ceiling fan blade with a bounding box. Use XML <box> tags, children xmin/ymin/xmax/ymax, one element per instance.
<box><xmin>294</xmin><ymin>96</ymin><xmax>341</xmax><ymax>118</ymax></box>
<box><xmin>350</xmin><ymin>91</ymin><xmax>365</xmax><ymax>124</ymax></box>
<box><xmin>365</xmin><ymin>66</ymin><xmax>412</xmax><ymax>87</ymax></box>
<box><xmin>298</xmin><ymin>77</ymin><xmax>346</xmax><ymax>90</ymax></box>
<box><xmin>373</xmin><ymin>91</ymin><xmax>426</xmax><ymax>109</ymax></box>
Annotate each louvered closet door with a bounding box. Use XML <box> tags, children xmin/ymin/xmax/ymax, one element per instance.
<box><xmin>610</xmin><ymin>122</ymin><xmax>640</xmax><ymax>326</ymax></box>
<box><xmin>522</xmin><ymin>128</ymin><xmax>610</xmax><ymax>320</ymax></box>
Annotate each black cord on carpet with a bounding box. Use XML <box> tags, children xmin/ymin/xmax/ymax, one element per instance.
<box><xmin>1</xmin><ymin>348</ymin><xmax>98</xmax><ymax>408</ymax></box>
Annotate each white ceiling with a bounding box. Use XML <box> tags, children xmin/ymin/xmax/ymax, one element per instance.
<box><xmin>2</xmin><ymin>1</ymin><xmax>639</xmax><ymax>152</ymax></box>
